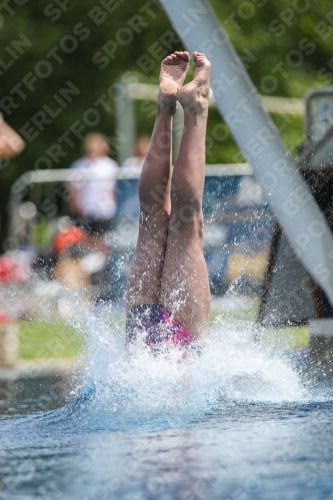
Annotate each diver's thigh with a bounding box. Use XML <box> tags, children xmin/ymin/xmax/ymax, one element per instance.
<box><xmin>126</xmin><ymin>211</ymin><xmax>169</xmax><ymax>311</ymax></box>
<box><xmin>159</xmin><ymin>226</ymin><xmax>211</xmax><ymax>338</ymax></box>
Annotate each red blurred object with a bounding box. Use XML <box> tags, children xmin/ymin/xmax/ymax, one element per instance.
<box><xmin>0</xmin><ymin>256</ymin><xmax>16</xmax><ymax>283</ymax></box>
<box><xmin>0</xmin><ymin>255</ymin><xmax>30</xmax><ymax>284</ymax></box>
<box><xmin>52</xmin><ymin>226</ymin><xmax>87</xmax><ymax>254</ymax></box>
<box><xmin>0</xmin><ymin>310</ymin><xmax>13</xmax><ymax>323</ymax></box>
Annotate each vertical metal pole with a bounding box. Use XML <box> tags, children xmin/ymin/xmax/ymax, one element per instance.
<box><xmin>115</xmin><ymin>82</ymin><xmax>136</xmax><ymax>166</ymax></box>
<box><xmin>161</xmin><ymin>0</ymin><xmax>333</xmax><ymax>307</ymax></box>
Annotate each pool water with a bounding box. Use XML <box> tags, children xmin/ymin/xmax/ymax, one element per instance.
<box><xmin>0</xmin><ymin>310</ymin><xmax>333</xmax><ymax>500</ymax></box>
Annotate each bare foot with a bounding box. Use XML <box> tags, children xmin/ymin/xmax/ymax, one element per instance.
<box><xmin>177</xmin><ymin>52</ymin><xmax>211</xmax><ymax>118</ymax></box>
<box><xmin>158</xmin><ymin>51</ymin><xmax>190</xmax><ymax>113</ymax></box>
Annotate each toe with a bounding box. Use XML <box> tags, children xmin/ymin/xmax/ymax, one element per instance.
<box><xmin>174</xmin><ymin>50</ymin><xmax>190</xmax><ymax>62</ymax></box>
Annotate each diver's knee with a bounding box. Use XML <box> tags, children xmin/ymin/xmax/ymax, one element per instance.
<box><xmin>171</xmin><ymin>202</ymin><xmax>203</xmax><ymax>226</ymax></box>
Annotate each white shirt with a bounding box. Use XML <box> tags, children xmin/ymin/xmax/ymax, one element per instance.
<box><xmin>69</xmin><ymin>156</ymin><xmax>119</xmax><ymax>220</ymax></box>
<box><xmin>121</xmin><ymin>156</ymin><xmax>145</xmax><ymax>171</ymax></box>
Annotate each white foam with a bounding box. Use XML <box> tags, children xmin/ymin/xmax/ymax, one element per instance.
<box><xmin>72</xmin><ymin>304</ymin><xmax>307</xmax><ymax>423</ymax></box>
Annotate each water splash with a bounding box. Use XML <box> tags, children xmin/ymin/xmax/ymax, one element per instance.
<box><xmin>0</xmin><ymin>304</ymin><xmax>310</xmax><ymax>442</ymax></box>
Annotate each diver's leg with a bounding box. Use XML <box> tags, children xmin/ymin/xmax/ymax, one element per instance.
<box><xmin>159</xmin><ymin>52</ymin><xmax>211</xmax><ymax>338</ymax></box>
<box><xmin>126</xmin><ymin>51</ymin><xmax>190</xmax><ymax>311</ymax></box>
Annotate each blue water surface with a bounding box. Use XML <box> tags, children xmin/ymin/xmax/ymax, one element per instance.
<box><xmin>0</xmin><ymin>309</ymin><xmax>333</xmax><ymax>500</ymax></box>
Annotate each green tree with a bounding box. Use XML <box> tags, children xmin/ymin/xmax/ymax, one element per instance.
<box><xmin>1</xmin><ymin>0</ymin><xmax>332</xmax><ymax>246</ymax></box>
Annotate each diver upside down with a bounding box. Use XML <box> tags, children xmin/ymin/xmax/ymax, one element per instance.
<box><xmin>126</xmin><ymin>51</ymin><xmax>212</xmax><ymax>352</ymax></box>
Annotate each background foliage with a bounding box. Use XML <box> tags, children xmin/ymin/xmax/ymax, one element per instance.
<box><xmin>1</xmin><ymin>0</ymin><xmax>333</xmax><ymax>243</ymax></box>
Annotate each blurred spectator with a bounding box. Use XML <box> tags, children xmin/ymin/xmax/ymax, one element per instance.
<box><xmin>52</xmin><ymin>226</ymin><xmax>87</xmax><ymax>255</ymax></box>
<box><xmin>68</xmin><ymin>133</ymin><xmax>119</xmax><ymax>243</ymax></box>
<box><xmin>121</xmin><ymin>135</ymin><xmax>150</xmax><ymax>171</ymax></box>
<box><xmin>0</xmin><ymin>114</ymin><xmax>25</xmax><ymax>237</ymax></box>
<box><xmin>52</xmin><ymin>227</ymin><xmax>91</xmax><ymax>292</ymax></box>
<box><xmin>0</xmin><ymin>113</ymin><xmax>25</xmax><ymax>158</ymax></box>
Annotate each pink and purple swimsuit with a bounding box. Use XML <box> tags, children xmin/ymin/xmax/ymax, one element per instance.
<box><xmin>126</xmin><ymin>303</ymin><xmax>196</xmax><ymax>351</ymax></box>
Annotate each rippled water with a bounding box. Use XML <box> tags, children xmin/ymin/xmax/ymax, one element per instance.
<box><xmin>0</xmin><ymin>307</ymin><xmax>333</xmax><ymax>500</ymax></box>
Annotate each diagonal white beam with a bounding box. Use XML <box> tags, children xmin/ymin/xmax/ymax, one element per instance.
<box><xmin>161</xmin><ymin>0</ymin><xmax>333</xmax><ymax>308</ymax></box>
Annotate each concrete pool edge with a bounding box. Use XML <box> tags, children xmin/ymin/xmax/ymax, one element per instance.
<box><xmin>0</xmin><ymin>357</ymin><xmax>85</xmax><ymax>380</ymax></box>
